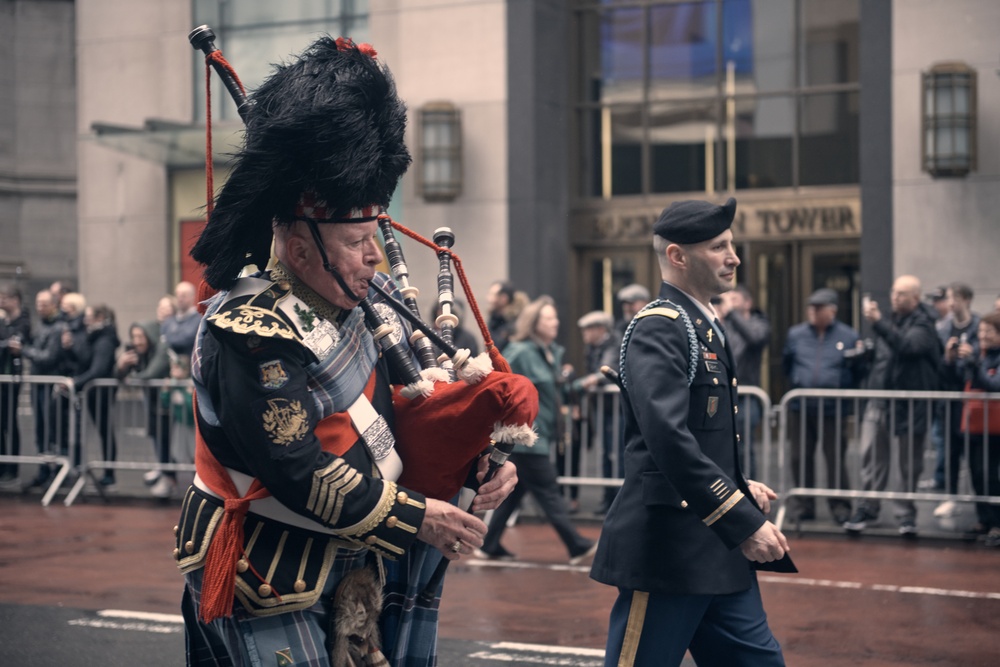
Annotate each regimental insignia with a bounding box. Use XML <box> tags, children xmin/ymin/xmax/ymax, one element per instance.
<box><xmin>703</xmin><ymin>351</ymin><xmax>718</xmax><ymax>360</ymax></box>
<box><xmin>275</xmin><ymin>649</ymin><xmax>294</xmax><ymax>667</ymax></box>
<box><xmin>261</xmin><ymin>398</ymin><xmax>309</xmax><ymax>446</ymax></box>
<box><xmin>259</xmin><ymin>360</ymin><xmax>289</xmax><ymax>389</ymax></box>
<box><xmin>706</xmin><ymin>328</ymin><xmax>714</xmax><ymax>342</ymax></box>
<box><xmin>706</xmin><ymin>396</ymin><xmax>719</xmax><ymax>418</ymax></box>
<box><xmin>302</xmin><ymin>319</ymin><xmax>340</xmax><ymax>360</ymax></box>
<box><xmin>293</xmin><ymin>303</ymin><xmax>317</xmax><ymax>333</ymax></box>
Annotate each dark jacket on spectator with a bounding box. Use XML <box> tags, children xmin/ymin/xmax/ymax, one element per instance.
<box><xmin>23</xmin><ymin>312</ymin><xmax>65</xmax><ymax>375</ymax></box>
<box><xmin>725</xmin><ymin>309</ymin><xmax>770</xmax><ymax>388</ymax></box>
<box><xmin>0</xmin><ymin>311</ymin><xmax>32</xmax><ymax>374</ymax></box>
<box><xmin>61</xmin><ymin>313</ymin><xmax>91</xmax><ymax>377</ymax></box>
<box><xmin>161</xmin><ymin>310</ymin><xmax>202</xmax><ymax>356</ymax></box>
<box><xmin>73</xmin><ymin>322</ymin><xmax>120</xmax><ymax>389</ymax></box>
<box><xmin>783</xmin><ymin>319</ymin><xmax>862</xmax><ymax>414</ymax></box>
<box><xmin>868</xmin><ymin>301</ymin><xmax>942</xmax><ymax>435</ymax></box>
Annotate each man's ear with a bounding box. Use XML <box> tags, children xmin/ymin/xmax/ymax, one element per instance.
<box><xmin>665</xmin><ymin>243</ymin><xmax>686</xmax><ymax>270</ymax></box>
<box><xmin>282</xmin><ymin>232</ymin><xmax>313</xmax><ymax>275</ymax></box>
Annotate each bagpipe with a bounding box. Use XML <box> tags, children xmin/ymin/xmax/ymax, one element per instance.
<box><xmin>189</xmin><ymin>25</ymin><xmax>538</xmax><ymax>504</ymax></box>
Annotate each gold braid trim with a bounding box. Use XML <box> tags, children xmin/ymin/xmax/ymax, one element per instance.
<box><xmin>340</xmin><ymin>480</ymin><xmax>397</xmax><ymax>539</ymax></box>
<box><xmin>209</xmin><ymin>305</ymin><xmax>298</xmax><ymax>340</ymax></box>
<box><xmin>702</xmin><ymin>489</ymin><xmax>745</xmax><ymax>527</ymax></box>
<box><xmin>617</xmin><ymin>590</ymin><xmax>649</xmax><ymax>666</ymax></box>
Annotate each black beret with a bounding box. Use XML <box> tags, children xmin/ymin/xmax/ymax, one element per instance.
<box><xmin>653</xmin><ymin>197</ymin><xmax>737</xmax><ymax>244</ymax></box>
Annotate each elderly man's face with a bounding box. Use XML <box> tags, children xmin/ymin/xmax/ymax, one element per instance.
<box><xmin>807</xmin><ymin>304</ymin><xmax>836</xmax><ymax>330</ymax></box>
<box><xmin>581</xmin><ymin>324</ymin><xmax>608</xmax><ymax>346</ymax></box>
<box><xmin>309</xmin><ymin>221</ymin><xmax>383</xmax><ymax>310</ymax></box>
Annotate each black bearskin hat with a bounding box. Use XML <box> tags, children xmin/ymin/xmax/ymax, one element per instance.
<box><xmin>191</xmin><ymin>37</ymin><xmax>412</xmax><ymax>290</ymax></box>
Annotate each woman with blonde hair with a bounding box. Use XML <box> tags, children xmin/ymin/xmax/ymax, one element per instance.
<box><xmin>476</xmin><ymin>296</ymin><xmax>597</xmax><ymax>564</ymax></box>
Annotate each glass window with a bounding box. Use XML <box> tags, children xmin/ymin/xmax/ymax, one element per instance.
<box><xmin>649</xmin><ymin>100</ymin><xmax>716</xmax><ymax>194</ymax></box>
<box><xmin>730</xmin><ymin>0</ymin><xmax>795</xmax><ymax>93</ymax></box>
<box><xmin>597</xmin><ymin>7</ymin><xmax>646</xmax><ymax>105</ymax></box>
<box><xmin>798</xmin><ymin>91</ymin><xmax>859</xmax><ymax>186</ymax></box>
<box><xmin>580</xmin><ymin>105</ymin><xmax>644</xmax><ymax>198</ymax></box>
<box><xmin>801</xmin><ymin>0</ymin><xmax>860</xmax><ymax>87</ymax></box>
<box><xmin>922</xmin><ymin>63</ymin><xmax>977</xmax><ymax>177</ymax></box>
<box><xmin>193</xmin><ymin>0</ymin><xmax>368</xmax><ymax>121</ymax></box>
<box><xmin>732</xmin><ymin>95</ymin><xmax>794</xmax><ymax>189</ymax></box>
<box><xmin>648</xmin><ymin>2</ymin><xmax>718</xmax><ymax>101</ymax></box>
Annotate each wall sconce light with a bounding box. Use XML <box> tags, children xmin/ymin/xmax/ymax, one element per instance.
<box><xmin>418</xmin><ymin>101</ymin><xmax>462</xmax><ymax>201</ymax></box>
<box><xmin>922</xmin><ymin>62</ymin><xmax>977</xmax><ymax>177</ymax></box>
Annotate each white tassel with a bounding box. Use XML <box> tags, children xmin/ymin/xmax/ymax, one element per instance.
<box><xmin>420</xmin><ymin>367</ymin><xmax>451</xmax><ymax>383</ymax></box>
<box><xmin>399</xmin><ymin>378</ymin><xmax>435</xmax><ymax>400</ymax></box>
<box><xmin>490</xmin><ymin>422</ymin><xmax>537</xmax><ymax>447</ymax></box>
<box><xmin>456</xmin><ymin>351</ymin><xmax>494</xmax><ymax>385</ymax></box>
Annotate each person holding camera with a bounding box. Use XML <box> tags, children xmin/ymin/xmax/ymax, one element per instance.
<box><xmin>782</xmin><ymin>288</ymin><xmax>865</xmax><ymax>524</ymax></box>
<box><xmin>0</xmin><ymin>284</ymin><xmax>32</xmax><ymax>483</ymax></box>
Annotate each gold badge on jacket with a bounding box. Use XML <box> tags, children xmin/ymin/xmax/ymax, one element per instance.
<box><xmin>262</xmin><ymin>398</ymin><xmax>309</xmax><ymax>446</ymax></box>
<box><xmin>259</xmin><ymin>360</ymin><xmax>289</xmax><ymax>389</ymax></box>
<box><xmin>706</xmin><ymin>396</ymin><xmax>719</xmax><ymax>418</ymax></box>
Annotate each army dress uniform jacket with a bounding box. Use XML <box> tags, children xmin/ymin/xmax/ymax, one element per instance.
<box><xmin>590</xmin><ymin>282</ymin><xmax>766</xmax><ymax>596</ymax></box>
<box><xmin>176</xmin><ymin>269</ymin><xmax>427</xmax><ymax>617</ymax></box>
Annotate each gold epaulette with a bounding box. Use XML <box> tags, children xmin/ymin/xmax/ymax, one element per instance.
<box><xmin>636</xmin><ymin>306</ymin><xmax>679</xmax><ymax>320</ymax></box>
<box><xmin>208</xmin><ymin>281</ymin><xmax>299</xmax><ymax>341</ymax></box>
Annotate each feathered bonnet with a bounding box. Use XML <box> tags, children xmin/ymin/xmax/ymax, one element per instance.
<box><xmin>191</xmin><ymin>37</ymin><xmax>412</xmax><ymax>290</ymax></box>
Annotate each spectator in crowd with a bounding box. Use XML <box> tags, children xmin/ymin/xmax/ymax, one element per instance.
<box><xmin>956</xmin><ymin>311</ymin><xmax>1000</xmax><ymax>547</ymax></box>
<box><xmin>19</xmin><ymin>290</ymin><xmax>65</xmax><ymax>486</ymax></box>
<box><xmin>115</xmin><ymin>320</ymin><xmax>172</xmax><ymax>497</ymax></box>
<box><xmin>995</xmin><ymin>294</ymin><xmax>1000</xmax><ymax>312</ymax></box>
<box><xmin>571</xmin><ymin>310</ymin><xmax>620</xmax><ymax>513</ymax></box>
<box><xmin>156</xmin><ymin>293</ymin><xmax>178</xmax><ymax>325</ymax></box>
<box><xmin>486</xmin><ymin>280</ymin><xmax>527</xmax><ymax>352</ymax></box>
<box><xmin>163</xmin><ymin>351</ymin><xmax>195</xmax><ymax>475</ymax></box>
<box><xmin>0</xmin><ymin>284</ymin><xmax>32</xmax><ymax>482</ymax></box>
<box><xmin>160</xmin><ymin>281</ymin><xmax>201</xmax><ymax>356</ymax></box>
<box><xmin>49</xmin><ymin>280</ymin><xmax>74</xmax><ymax>310</ymax></box>
<box><xmin>931</xmin><ymin>282</ymin><xmax>980</xmax><ymax>519</ymax></box>
<box><xmin>477</xmin><ymin>296</ymin><xmax>598</xmax><ymax>565</ymax></box>
<box><xmin>845</xmin><ymin>276</ymin><xmax>943</xmax><ymax>536</ymax></box>
<box><xmin>613</xmin><ymin>283</ymin><xmax>651</xmax><ymax>339</ymax></box>
<box><xmin>926</xmin><ymin>286</ymin><xmax>951</xmax><ymax>323</ymax></box>
<box><xmin>782</xmin><ymin>288</ymin><xmax>864</xmax><ymax>524</ymax></box>
<box><xmin>717</xmin><ymin>284</ymin><xmax>771</xmax><ymax>476</ymax></box>
<box><xmin>72</xmin><ymin>304</ymin><xmax>120</xmax><ymax>487</ymax></box>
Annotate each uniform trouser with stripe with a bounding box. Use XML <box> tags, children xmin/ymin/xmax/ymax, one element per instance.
<box><xmin>604</xmin><ymin>574</ymin><xmax>784</xmax><ymax>667</ymax></box>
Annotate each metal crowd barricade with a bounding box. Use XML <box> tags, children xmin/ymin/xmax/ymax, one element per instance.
<box><xmin>774</xmin><ymin>387</ymin><xmax>1000</xmax><ymax>531</ymax></box>
<box><xmin>0</xmin><ymin>373</ymin><xmax>76</xmax><ymax>506</ymax></box>
<box><xmin>553</xmin><ymin>384</ymin><xmax>773</xmax><ymax>498</ymax></box>
<box><xmin>65</xmin><ymin>377</ymin><xmax>196</xmax><ymax>506</ymax></box>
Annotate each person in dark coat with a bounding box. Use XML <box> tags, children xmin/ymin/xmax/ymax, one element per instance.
<box><xmin>72</xmin><ymin>304</ymin><xmax>120</xmax><ymax>486</ymax></box>
<box><xmin>782</xmin><ymin>288</ymin><xmax>864</xmax><ymax>523</ymax></box>
<box><xmin>591</xmin><ymin>197</ymin><xmax>791</xmax><ymax>667</ymax></box>
<box><xmin>0</xmin><ymin>284</ymin><xmax>32</xmax><ymax>482</ymax></box>
<box><xmin>844</xmin><ymin>275</ymin><xmax>943</xmax><ymax>536</ymax></box>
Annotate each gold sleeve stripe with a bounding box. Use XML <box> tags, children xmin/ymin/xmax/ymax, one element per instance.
<box><xmin>340</xmin><ymin>481</ymin><xmax>396</xmax><ymax>537</ymax></box>
<box><xmin>703</xmin><ymin>489</ymin><xmax>745</xmax><ymax>527</ymax></box>
<box><xmin>368</xmin><ymin>536</ymin><xmax>405</xmax><ymax>557</ymax></box>
<box><xmin>311</xmin><ymin>467</ymin><xmax>362</xmax><ymax>526</ymax></box>
<box><xmin>710</xmin><ymin>479</ymin><xmax>724</xmax><ymax>492</ymax></box>
<box><xmin>617</xmin><ymin>590</ymin><xmax>650</xmax><ymax>667</ymax></box>
<box><xmin>266</xmin><ymin>530</ymin><xmax>289</xmax><ymax>584</ymax></box>
<box><xmin>306</xmin><ymin>460</ymin><xmax>351</xmax><ymax>512</ymax></box>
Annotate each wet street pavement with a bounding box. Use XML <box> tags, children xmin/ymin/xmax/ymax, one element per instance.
<box><xmin>1</xmin><ymin>491</ymin><xmax>999</xmax><ymax>665</ymax></box>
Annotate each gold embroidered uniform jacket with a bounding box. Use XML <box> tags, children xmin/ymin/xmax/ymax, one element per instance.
<box><xmin>189</xmin><ymin>275</ymin><xmax>425</xmax><ymax>558</ymax></box>
<box><xmin>590</xmin><ymin>282</ymin><xmax>765</xmax><ymax>596</ymax></box>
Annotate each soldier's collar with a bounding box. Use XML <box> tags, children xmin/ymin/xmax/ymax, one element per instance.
<box><xmin>269</xmin><ymin>262</ymin><xmax>343</xmax><ymax>325</ymax></box>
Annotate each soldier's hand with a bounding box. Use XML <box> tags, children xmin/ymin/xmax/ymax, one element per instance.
<box><xmin>470</xmin><ymin>458</ymin><xmax>518</xmax><ymax>513</ymax></box>
<box><xmin>417</xmin><ymin>498</ymin><xmax>487</xmax><ymax>561</ymax></box>
<box><xmin>747</xmin><ymin>480</ymin><xmax>777</xmax><ymax>514</ymax></box>
<box><xmin>739</xmin><ymin>521</ymin><xmax>789</xmax><ymax>563</ymax></box>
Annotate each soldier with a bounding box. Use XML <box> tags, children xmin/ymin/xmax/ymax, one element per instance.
<box><xmin>591</xmin><ymin>197</ymin><xmax>792</xmax><ymax>666</ymax></box>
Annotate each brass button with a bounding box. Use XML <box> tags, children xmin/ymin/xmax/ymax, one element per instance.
<box><xmin>386</xmin><ymin>516</ymin><xmax>398</xmax><ymax>529</ymax></box>
<box><xmin>737</xmin><ymin>434</ymin><xmax>741</xmax><ymax>442</ymax></box>
<box><xmin>173</xmin><ymin>525</ymin><xmax>179</xmax><ymax>536</ymax></box>
<box><xmin>172</xmin><ymin>548</ymin><xmax>181</xmax><ymax>560</ymax></box>
<box><xmin>732</xmin><ymin>378</ymin><xmax>738</xmax><ymax>387</ymax></box>
<box><xmin>734</xmin><ymin>405</ymin><xmax>739</xmax><ymax>414</ymax></box>
<box><xmin>681</xmin><ymin>500</ymin><xmax>689</xmax><ymax>508</ymax></box>
<box><xmin>712</xmin><ymin>378</ymin><xmax>719</xmax><ymax>385</ymax></box>
<box><xmin>294</xmin><ymin>579</ymin><xmax>307</xmax><ymax>593</ymax></box>
<box><xmin>365</xmin><ymin>535</ymin><xmax>378</xmax><ymax>546</ymax></box>
<box><xmin>258</xmin><ymin>584</ymin><xmax>272</xmax><ymax>598</ymax></box>
<box><xmin>277</xmin><ymin>281</ymin><xmax>291</xmax><ymax>291</ymax></box>
<box><xmin>185</xmin><ymin>540</ymin><xmax>195</xmax><ymax>554</ymax></box>
<box><xmin>237</xmin><ymin>558</ymin><xmax>249</xmax><ymax>573</ymax></box>
<box><xmin>396</xmin><ymin>492</ymin><xmax>409</xmax><ymax>505</ymax></box>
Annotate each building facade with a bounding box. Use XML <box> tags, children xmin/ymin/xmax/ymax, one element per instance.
<box><xmin>64</xmin><ymin>0</ymin><xmax>1000</xmax><ymax>394</ymax></box>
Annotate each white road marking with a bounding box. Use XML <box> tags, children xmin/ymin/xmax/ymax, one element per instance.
<box><xmin>67</xmin><ymin>609</ymin><xmax>184</xmax><ymax>634</ymax></box>
<box><xmin>469</xmin><ymin>558</ymin><xmax>1000</xmax><ymax>601</ymax></box>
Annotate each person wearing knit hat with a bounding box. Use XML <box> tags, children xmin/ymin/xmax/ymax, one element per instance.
<box><xmin>591</xmin><ymin>197</ymin><xmax>793</xmax><ymax>666</ymax></box>
<box><xmin>177</xmin><ymin>35</ymin><xmax>519</xmax><ymax>666</ymax></box>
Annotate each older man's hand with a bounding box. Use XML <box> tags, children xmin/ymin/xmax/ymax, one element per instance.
<box><xmin>470</xmin><ymin>456</ymin><xmax>518</xmax><ymax>513</ymax></box>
